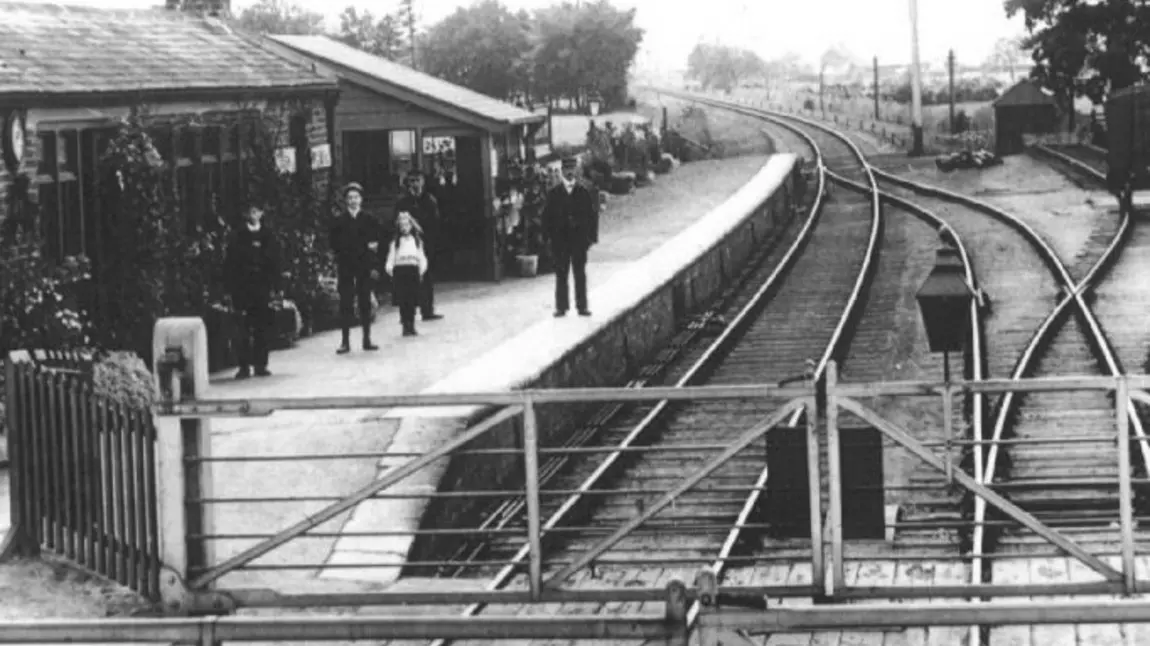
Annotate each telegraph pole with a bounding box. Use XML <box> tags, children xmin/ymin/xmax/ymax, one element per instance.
<box><xmin>873</xmin><ymin>56</ymin><xmax>880</xmax><ymax>121</ymax></box>
<box><xmin>948</xmin><ymin>49</ymin><xmax>956</xmax><ymax>133</ymax></box>
<box><xmin>908</xmin><ymin>0</ymin><xmax>925</xmax><ymax>156</ymax></box>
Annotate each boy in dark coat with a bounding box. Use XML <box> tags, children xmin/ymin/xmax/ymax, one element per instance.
<box><xmin>224</xmin><ymin>203</ymin><xmax>280</xmax><ymax>379</ymax></box>
<box><xmin>542</xmin><ymin>155</ymin><xmax>599</xmax><ymax>317</ymax></box>
<box><xmin>329</xmin><ymin>182</ymin><xmax>383</xmax><ymax>354</ymax></box>
<box><xmin>394</xmin><ymin>170</ymin><xmax>443</xmax><ymax>321</ymax></box>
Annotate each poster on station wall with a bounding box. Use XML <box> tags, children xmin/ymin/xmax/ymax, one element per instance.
<box><xmin>491</xmin><ymin>145</ymin><xmax>499</xmax><ymax>178</ymax></box>
<box><xmin>310</xmin><ymin>143</ymin><xmax>332</xmax><ymax>170</ymax></box>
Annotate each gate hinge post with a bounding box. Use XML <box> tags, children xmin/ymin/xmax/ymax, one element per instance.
<box><xmin>158</xmin><ymin>566</ymin><xmax>237</xmax><ymax>616</ymax></box>
<box><xmin>664</xmin><ymin>578</ymin><xmax>689</xmax><ymax>646</ymax></box>
<box><xmin>153</xmin><ymin>318</ymin><xmax>217</xmax><ymax>614</ymax></box>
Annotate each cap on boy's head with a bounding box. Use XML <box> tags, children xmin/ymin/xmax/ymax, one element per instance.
<box><xmin>343</xmin><ymin>182</ymin><xmax>364</xmax><ymax>197</ymax></box>
<box><xmin>405</xmin><ymin>169</ymin><xmax>426</xmax><ymax>181</ymax></box>
<box><xmin>561</xmin><ymin>156</ymin><xmax>579</xmax><ymax>169</ymax></box>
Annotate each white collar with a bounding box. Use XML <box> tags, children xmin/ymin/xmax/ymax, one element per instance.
<box><xmin>562</xmin><ymin>179</ymin><xmax>575</xmax><ymax>193</ymax></box>
<box><xmin>246</xmin><ymin>222</ymin><xmax>261</xmax><ymax>232</ymax></box>
<box><xmin>348</xmin><ymin>208</ymin><xmax>360</xmax><ymax>218</ymax></box>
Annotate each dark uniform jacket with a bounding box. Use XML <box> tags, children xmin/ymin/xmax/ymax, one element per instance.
<box><xmin>329</xmin><ymin>209</ymin><xmax>383</xmax><ymax>275</ymax></box>
<box><xmin>224</xmin><ymin>224</ymin><xmax>280</xmax><ymax>310</ymax></box>
<box><xmin>395</xmin><ymin>191</ymin><xmax>441</xmax><ymax>243</ymax></box>
<box><xmin>542</xmin><ymin>182</ymin><xmax>599</xmax><ymax>249</ymax></box>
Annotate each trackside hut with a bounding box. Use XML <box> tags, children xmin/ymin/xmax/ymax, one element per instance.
<box><xmin>0</xmin><ymin>1</ymin><xmax>340</xmax><ymax>289</ymax></box>
<box><xmin>992</xmin><ymin>79</ymin><xmax>1060</xmax><ymax>156</ymax></box>
<box><xmin>263</xmin><ymin>35</ymin><xmax>547</xmax><ymax>282</ymax></box>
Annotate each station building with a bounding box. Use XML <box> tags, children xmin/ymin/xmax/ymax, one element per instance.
<box><xmin>0</xmin><ymin>0</ymin><xmax>339</xmax><ymax>280</ymax></box>
<box><xmin>262</xmin><ymin>36</ymin><xmax>548</xmax><ymax>282</ymax></box>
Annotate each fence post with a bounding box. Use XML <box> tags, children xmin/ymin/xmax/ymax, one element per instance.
<box><xmin>521</xmin><ymin>394</ymin><xmax>543</xmax><ymax>600</ymax></box>
<box><xmin>1</xmin><ymin>356</ymin><xmax>32</xmax><ymax>559</ymax></box>
<box><xmin>1116</xmin><ymin>377</ymin><xmax>1136</xmax><ymax>594</ymax></box>
<box><xmin>825</xmin><ymin>360</ymin><xmax>844</xmax><ymax>597</ymax></box>
<box><xmin>152</xmin><ymin>317</ymin><xmax>215</xmax><ymax>615</ymax></box>
<box><xmin>664</xmin><ymin>578</ymin><xmax>689</xmax><ymax>646</ymax></box>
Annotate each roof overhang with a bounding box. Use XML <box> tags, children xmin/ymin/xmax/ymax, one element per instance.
<box><xmin>0</xmin><ymin>83</ymin><xmax>339</xmax><ymax>110</ymax></box>
<box><xmin>265</xmin><ymin>37</ymin><xmax>543</xmax><ymax>133</ymax></box>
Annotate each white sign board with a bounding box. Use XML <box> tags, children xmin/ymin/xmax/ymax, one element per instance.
<box><xmin>275</xmin><ymin>147</ymin><xmax>296</xmax><ymax>175</ymax></box>
<box><xmin>423</xmin><ymin>136</ymin><xmax>455</xmax><ymax>155</ymax></box>
<box><xmin>311</xmin><ymin>143</ymin><xmax>332</xmax><ymax>170</ymax></box>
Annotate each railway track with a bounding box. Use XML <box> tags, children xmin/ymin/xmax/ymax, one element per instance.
<box><xmin>420</xmin><ymin>95</ymin><xmax>884</xmax><ymax>644</ymax></box>
<box><xmin>674</xmin><ymin>94</ymin><xmax>1150</xmax><ymax>644</ymax></box>
<box><xmin>760</xmin><ymin>104</ymin><xmax>1145</xmax><ymax>545</ymax></box>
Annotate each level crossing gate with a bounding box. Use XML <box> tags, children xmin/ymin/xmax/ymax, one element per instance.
<box><xmin>8</xmin><ymin>317</ymin><xmax>1150</xmax><ymax>643</ymax></box>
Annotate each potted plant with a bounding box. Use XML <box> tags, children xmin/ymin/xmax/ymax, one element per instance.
<box><xmin>503</xmin><ymin>163</ymin><xmax>550</xmax><ymax>277</ymax></box>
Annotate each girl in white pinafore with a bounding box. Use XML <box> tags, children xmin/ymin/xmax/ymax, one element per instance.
<box><xmin>385</xmin><ymin>212</ymin><xmax>429</xmax><ymax>337</ymax></box>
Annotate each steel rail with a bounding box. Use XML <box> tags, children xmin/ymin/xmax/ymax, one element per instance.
<box><xmin>434</xmin><ymin>90</ymin><xmax>884</xmax><ymax>646</ymax></box>
<box><xmin>645</xmin><ymin>90</ymin><xmax>893</xmax><ymax>634</ymax></box>
<box><xmin>873</xmin><ymin>148</ymin><xmax>1145</xmax><ymax>591</ymax></box>
<box><xmin>670</xmin><ymin>93</ymin><xmax>1146</xmax><ymax>646</ymax></box>
<box><xmin>753</xmin><ymin>101</ymin><xmax>1143</xmax><ymax>591</ymax></box>
<box><xmin>433</xmin><ymin>148</ymin><xmax>831</xmax><ymax>644</ymax></box>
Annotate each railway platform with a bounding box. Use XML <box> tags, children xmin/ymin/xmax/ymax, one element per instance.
<box><xmin>155</xmin><ymin>152</ymin><xmax>791</xmax><ymax>593</ymax></box>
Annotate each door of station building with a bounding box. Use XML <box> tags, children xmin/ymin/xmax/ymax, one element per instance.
<box><xmin>423</xmin><ymin>135</ymin><xmax>490</xmax><ymax>281</ymax></box>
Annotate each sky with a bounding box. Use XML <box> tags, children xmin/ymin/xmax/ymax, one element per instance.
<box><xmin>41</xmin><ymin>0</ymin><xmax>1028</xmax><ymax>71</ymax></box>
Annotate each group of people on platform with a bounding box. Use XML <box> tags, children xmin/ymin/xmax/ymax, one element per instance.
<box><xmin>222</xmin><ymin>155</ymin><xmax>598</xmax><ymax>380</ymax></box>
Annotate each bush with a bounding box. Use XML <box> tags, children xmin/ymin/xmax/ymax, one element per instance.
<box><xmin>0</xmin><ymin>197</ymin><xmax>93</xmax><ymax>359</ymax></box>
<box><xmin>92</xmin><ymin>351</ymin><xmax>154</xmax><ymax>409</ymax></box>
<box><xmin>85</xmin><ymin>104</ymin><xmax>335</xmax><ymax>366</ymax></box>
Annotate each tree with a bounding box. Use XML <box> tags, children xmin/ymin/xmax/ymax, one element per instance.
<box><xmin>532</xmin><ymin>0</ymin><xmax>644</xmax><ymax>110</ymax></box>
<box><xmin>419</xmin><ymin>0</ymin><xmax>533</xmax><ymax>100</ymax></box>
<box><xmin>985</xmin><ymin>35</ymin><xmax>1027</xmax><ymax>80</ymax></box>
<box><xmin>235</xmin><ymin>0</ymin><xmax>325</xmax><ymax>35</ymax></box>
<box><xmin>685</xmin><ymin>44</ymin><xmax>768</xmax><ymax>93</ymax></box>
<box><xmin>397</xmin><ymin>0</ymin><xmax>418</xmax><ymax>68</ymax></box>
<box><xmin>1005</xmin><ymin>0</ymin><xmax>1150</xmax><ymax>110</ymax></box>
<box><xmin>819</xmin><ymin>45</ymin><xmax>852</xmax><ymax>110</ymax></box>
<box><xmin>337</xmin><ymin>6</ymin><xmax>407</xmax><ymax>61</ymax></box>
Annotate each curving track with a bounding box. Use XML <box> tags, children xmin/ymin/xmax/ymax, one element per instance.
<box><xmin>421</xmin><ymin>95</ymin><xmax>886</xmax><ymax>646</ymax></box>
<box><xmin>419</xmin><ymin>91</ymin><xmax>1147</xmax><ymax>646</ymax></box>
<box><xmin>669</xmin><ymin>92</ymin><xmax>1150</xmax><ymax>646</ymax></box>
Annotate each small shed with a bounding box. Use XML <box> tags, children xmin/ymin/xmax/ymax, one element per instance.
<box><xmin>264</xmin><ymin>35</ymin><xmax>547</xmax><ymax>282</ymax></box>
<box><xmin>992</xmin><ymin>79</ymin><xmax>1060</xmax><ymax>156</ymax></box>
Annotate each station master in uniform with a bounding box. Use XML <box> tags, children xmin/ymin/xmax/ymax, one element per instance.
<box><xmin>542</xmin><ymin>155</ymin><xmax>598</xmax><ymax>317</ymax></box>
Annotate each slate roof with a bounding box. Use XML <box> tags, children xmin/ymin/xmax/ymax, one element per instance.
<box><xmin>0</xmin><ymin>1</ymin><xmax>336</xmax><ymax>98</ymax></box>
<box><xmin>268</xmin><ymin>35</ymin><xmax>544</xmax><ymax>128</ymax></box>
<box><xmin>992</xmin><ymin>79</ymin><xmax>1059</xmax><ymax>108</ymax></box>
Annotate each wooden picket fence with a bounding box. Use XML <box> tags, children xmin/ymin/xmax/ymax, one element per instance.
<box><xmin>3</xmin><ymin>349</ymin><xmax>161</xmax><ymax>599</ymax></box>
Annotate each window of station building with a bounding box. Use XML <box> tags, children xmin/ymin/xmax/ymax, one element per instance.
<box><xmin>36</xmin><ymin>130</ymin><xmax>86</xmax><ymax>261</ymax></box>
<box><xmin>389</xmin><ymin>129</ymin><xmax>416</xmax><ymax>188</ymax></box>
<box><xmin>175</xmin><ymin>127</ymin><xmax>200</xmax><ymax>234</ymax></box>
<box><xmin>290</xmin><ymin>114</ymin><xmax>312</xmax><ymax>190</ymax></box>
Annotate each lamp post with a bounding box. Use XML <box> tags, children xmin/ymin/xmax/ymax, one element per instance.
<box><xmin>915</xmin><ymin>242</ymin><xmax>973</xmax><ymax>382</ymax></box>
<box><xmin>916</xmin><ymin>240</ymin><xmax>974</xmax><ymax>483</ymax></box>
